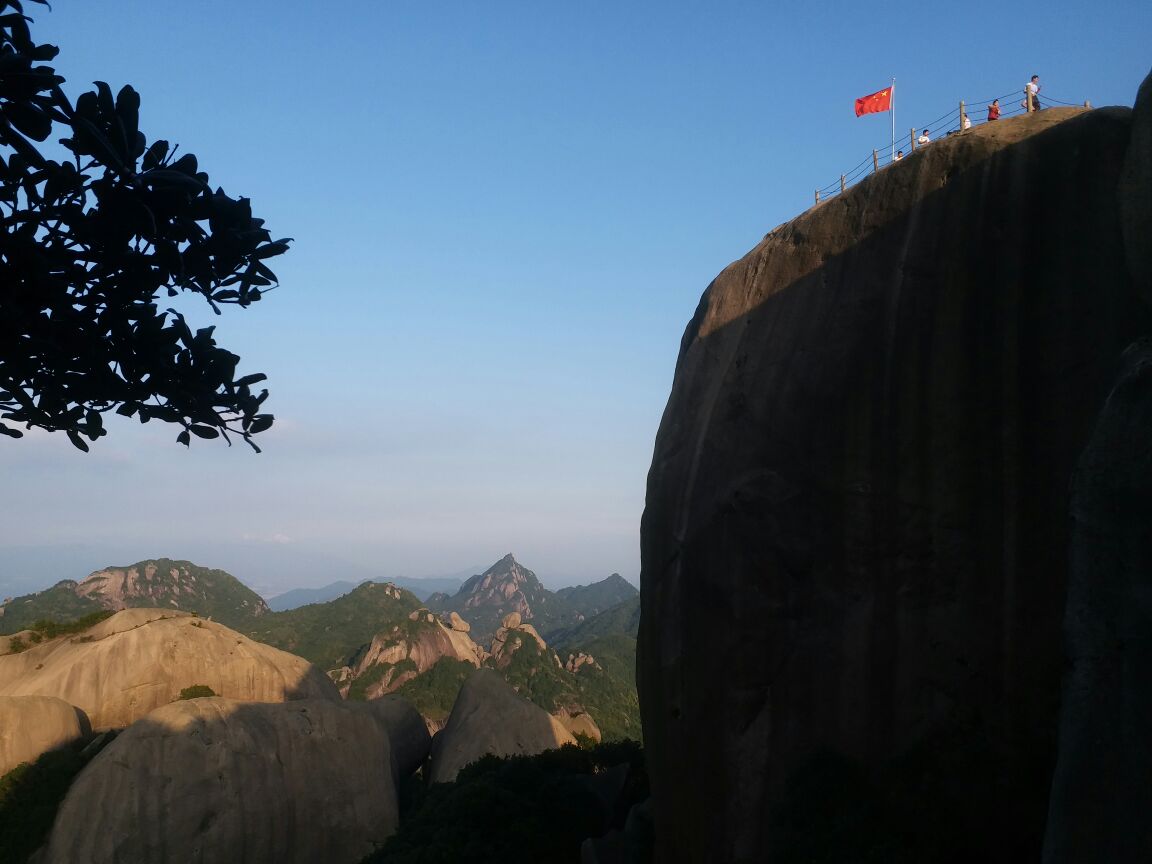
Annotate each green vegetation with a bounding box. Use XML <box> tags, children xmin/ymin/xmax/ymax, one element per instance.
<box><xmin>2</xmin><ymin>611</ymin><xmax>116</xmax><ymax>650</ymax></box>
<box><xmin>555</xmin><ymin>575</ymin><xmax>638</xmax><ymax>619</ymax></box>
<box><xmin>240</xmin><ymin>582</ymin><xmax>423</xmax><ymax>669</ymax></box>
<box><xmin>0</xmin><ymin>733</ymin><xmax>116</xmax><ymax>864</ymax></box>
<box><xmin>551</xmin><ymin>596</ymin><xmax>640</xmax><ymax>647</ymax></box>
<box><xmin>362</xmin><ymin>740</ymin><xmax>649</xmax><ymax>864</ymax></box>
<box><xmin>494</xmin><ymin>632</ymin><xmax>578</xmax><ymax>715</ymax></box>
<box><xmin>27</xmin><ymin>611</ymin><xmax>115</xmax><ymax>640</ymax></box>
<box><xmin>178</xmin><ymin>684</ymin><xmax>216</xmax><ymax>700</ymax></box>
<box><xmin>0</xmin><ymin>583</ymin><xmax>101</xmax><ymax>636</ymax></box>
<box><xmin>392</xmin><ymin>658</ymin><xmax>476</xmax><ymax>721</ymax></box>
<box><xmin>562</xmin><ymin>635</ymin><xmax>641</xmax><ymax>742</ymax></box>
<box><xmin>491</xmin><ymin>630</ymin><xmax>642</xmax><ymax>742</ymax></box>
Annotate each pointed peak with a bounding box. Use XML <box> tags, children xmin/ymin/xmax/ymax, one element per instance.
<box><xmin>482</xmin><ymin>553</ymin><xmax>519</xmax><ymax>575</ymax></box>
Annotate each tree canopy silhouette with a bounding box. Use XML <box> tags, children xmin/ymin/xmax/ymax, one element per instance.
<box><xmin>0</xmin><ymin>0</ymin><xmax>288</xmax><ymax>451</ymax></box>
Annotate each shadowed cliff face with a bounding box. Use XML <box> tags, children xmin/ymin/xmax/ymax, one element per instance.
<box><xmin>639</xmin><ymin>74</ymin><xmax>1152</xmax><ymax>864</ymax></box>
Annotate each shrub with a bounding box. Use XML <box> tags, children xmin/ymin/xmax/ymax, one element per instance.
<box><xmin>178</xmin><ymin>685</ymin><xmax>216</xmax><ymax>700</ymax></box>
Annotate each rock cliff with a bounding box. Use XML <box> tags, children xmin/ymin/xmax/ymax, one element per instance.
<box><xmin>639</xmin><ymin>76</ymin><xmax>1152</xmax><ymax>862</ymax></box>
<box><xmin>0</xmin><ymin>608</ymin><xmax>338</xmax><ymax>729</ymax></box>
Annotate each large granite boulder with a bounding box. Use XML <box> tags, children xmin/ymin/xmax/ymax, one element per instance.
<box><xmin>0</xmin><ymin>609</ymin><xmax>338</xmax><ymax>729</ymax></box>
<box><xmin>1042</xmin><ymin>339</ymin><xmax>1152</xmax><ymax>863</ymax></box>
<box><xmin>639</xmin><ymin>80</ymin><xmax>1152</xmax><ymax>862</ymax></box>
<box><xmin>428</xmin><ymin>668</ymin><xmax>575</xmax><ymax>783</ymax></box>
<box><xmin>0</xmin><ymin>695</ymin><xmax>90</xmax><ymax>776</ymax></box>
<box><xmin>37</xmin><ymin>697</ymin><xmax>398</xmax><ymax>864</ymax></box>
<box><xmin>362</xmin><ymin>695</ymin><xmax>433</xmax><ymax>779</ymax></box>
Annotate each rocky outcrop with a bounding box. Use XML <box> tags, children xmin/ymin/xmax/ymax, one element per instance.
<box><xmin>445</xmin><ymin>611</ymin><xmax>471</xmax><ymax>632</ymax></box>
<box><xmin>565</xmin><ymin>651</ymin><xmax>600</xmax><ymax>673</ymax></box>
<box><xmin>37</xmin><ymin>698</ymin><xmax>399</xmax><ymax>864</ymax></box>
<box><xmin>0</xmin><ymin>695</ymin><xmax>90</xmax><ymax>776</ymax></box>
<box><xmin>0</xmin><ymin>609</ymin><xmax>338</xmax><ymax>729</ymax></box>
<box><xmin>428</xmin><ymin>668</ymin><xmax>576</xmax><ymax>783</ymax></box>
<box><xmin>1042</xmin><ymin>339</ymin><xmax>1152</xmax><ymax>864</ymax></box>
<box><xmin>346</xmin><ymin>610</ymin><xmax>485</xmax><ymax>700</ymax></box>
<box><xmin>490</xmin><ymin>615</ymin><xmax>552</xmax><ymax>669</ymax></box>
<box><xmin>640</xmin><ymin>81</ymin><xmax>1152</xmax><ymax>862</ymax></box>
<box><xmin>554</xmin><ymin>706</ymin><xmax>602</xmax><ymax>743</ymax></box>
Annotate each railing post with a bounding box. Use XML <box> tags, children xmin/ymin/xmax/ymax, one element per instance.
<box><xmin>840</xmin><ymin>175</ymin><xmax>846</xmax><ymax>194</ymax></box>
<box><xmin>1025</xmin><ymin>87</ymin><xmax>1033</xmax><ymax>112</ymax></box>
<box><xmin>815</xmin><ymin>190</ymin><xmax>820</xmax><ymax>205</ymax></box>
<box><xmin>959</xmin><ymin>100</ymin><xmax>965</xmax><ymax>127</ymax></box>
<box><xmin>872</xmin><ymin>149</ymin><xmax>879</xmax><ymax>172</ymax></box>
<box><xmin>910</xmin><ymin>127</ymin><xmax>915</xmax><ymax>150</ymax></box>
<box><xmin>1084</xmin><ymin>100</ymin><xmax>1092</xmax><ymax>108</ymax></box>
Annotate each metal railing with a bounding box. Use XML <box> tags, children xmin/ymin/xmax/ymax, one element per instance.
<box><xmin>813</xmin><ymin>89</ymin><xmax>1093</xmax><ymax>205</ymax></box>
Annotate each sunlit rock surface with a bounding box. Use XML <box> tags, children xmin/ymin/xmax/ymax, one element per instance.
<box><xmin>0</xmin><ymin>608</ymin><xmax>338</xmax><ymax>729</ymax></box>
<box><xmin>0</xmin><ymin>694</ymin><xmax>90</xmax><ymax>776</ymax></box>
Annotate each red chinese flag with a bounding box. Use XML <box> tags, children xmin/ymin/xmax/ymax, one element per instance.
<box><xmin>854</xmin><ymin>86</ymin><xmax>892</xmax><ymax>117</ymax></box>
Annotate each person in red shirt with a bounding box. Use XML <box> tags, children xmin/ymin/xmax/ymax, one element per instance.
<box><xmin>987</xmin><ymin>99</ymin><xmax>1001</xmax><ymax>121</ymax></box>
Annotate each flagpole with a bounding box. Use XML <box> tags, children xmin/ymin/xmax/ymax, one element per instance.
<box><xmin>891</xmin><ymin>77</ymin><xmax>896</xmax><ymax>162</ymax></box>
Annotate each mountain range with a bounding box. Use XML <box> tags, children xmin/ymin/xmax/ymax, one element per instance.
<box><xmin>0</xmin><ymin>552</ymin><xmax>642</xmax><ymax>741</ymax></box>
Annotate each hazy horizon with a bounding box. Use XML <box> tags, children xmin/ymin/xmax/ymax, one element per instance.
<box><xmin>0</xmin><ymin>541</ymin><xmax>638</xmax><ymax>602</ymax></box>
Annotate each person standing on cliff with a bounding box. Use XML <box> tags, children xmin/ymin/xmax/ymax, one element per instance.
<box><xmin>1026</xmin><ymin>75</ymin><xmax>1041</xmax><ymax>111</ymax></box>
<box><xmin>988</xmin><ymin>99</ymin><xmax>1001</xmax><ymax>121</ymax></box>
<box><xmin>917</xmin><ymin>129</ymin><xmax>930</xmax><ymax>146</ymax></box>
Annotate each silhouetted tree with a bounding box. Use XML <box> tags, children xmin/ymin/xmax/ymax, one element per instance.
<box><xmin>0</xmin><ymin>0</ymin><xmax>288</xmax><ymax>451</ymax></box>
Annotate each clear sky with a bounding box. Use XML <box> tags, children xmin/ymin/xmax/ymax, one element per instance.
<box><xmin>1</xmin><ymin>0</ymin><xmax>1148</xmax><ymax>596</ymax></box>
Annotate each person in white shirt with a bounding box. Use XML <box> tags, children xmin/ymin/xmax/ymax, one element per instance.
<box><xmin>917</xmin><ymin>129</ymin><xmax>930</xmax><ymax>146</ymax></box>
<box><xmin>1026</xmin><ymin>75</ymin><xmax>1041</xmax><ymax>111</ymax></box>
<box><xmin>894</xmin><ymin>150</ymin><xmax>904</xmax><ymax>161</ymax></box>
<box><xmin>961</xmin><ymin>113</ymin><xmax>972</xmax><ymax>130</ymax></box>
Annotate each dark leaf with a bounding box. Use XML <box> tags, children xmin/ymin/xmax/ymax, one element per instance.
<box><xmin>66</xmin><ymin>430</ymin><xmax>90</xmax><ymax>452</ymax></box>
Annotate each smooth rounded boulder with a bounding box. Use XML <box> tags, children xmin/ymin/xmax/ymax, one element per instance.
<box><xmin>428</xmin><ymin>668</ymin><xmax>575</xmax><ymax>783</ymax></box>
<box><xmin>38</xmin><ymin>697</ymin><xmax>399</xmax><ymax>864</ymax></box>
<box><xmin>0</xmin><ymin>609</ymin><xmax>338</xmax><ymax>729</ymax></box>
<box><xmin>0</xmin><ymin>695</ymin><xmax>90</xmax><ymax>776</ymax></box>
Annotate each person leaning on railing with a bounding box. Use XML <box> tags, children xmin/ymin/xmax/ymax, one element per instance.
<box><xmin>987</xmin><ymin>99</ymin><xmax>1001</xmax><ymax>121</ymax></box>
<box><xmin>1025</xmin><ymin>75</ymin><xmax>1041</xmax><ymax>111</ymax></box>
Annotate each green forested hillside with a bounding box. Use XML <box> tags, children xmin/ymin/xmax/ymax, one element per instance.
<box><xmin>555</xmin><ymin>574</ymin><xmax>638</xmax><ymax>619</ymax></box>
<box><xmin>241</xmin><ymin>582</ymin><xmax>422</xmax><ymax>669</ymax></box>
<box><xmin>550</xmin><ymin>595</ymin><xmax>640</xmax><ymax>647</ymax></box>
<box><xmin>0</xmin><ymin>559</ymin><xmax>268</xmax><ymax>634</ymax></box>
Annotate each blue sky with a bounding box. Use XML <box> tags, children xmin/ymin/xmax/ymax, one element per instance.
<box><xmin>1</xmin><ymin>0</ymin><xmax>1149</xmax><ymax>596</ymax></box>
